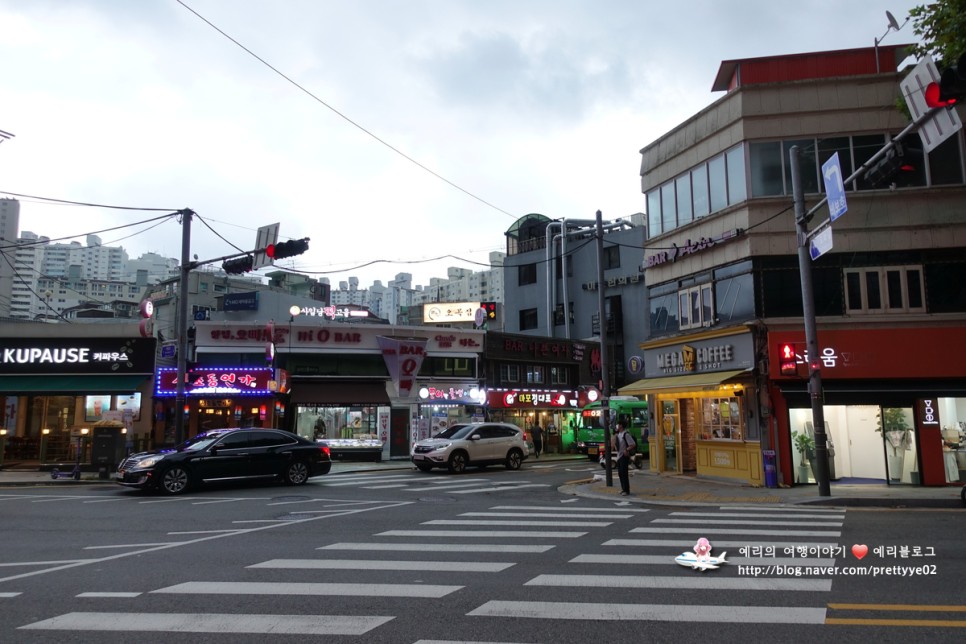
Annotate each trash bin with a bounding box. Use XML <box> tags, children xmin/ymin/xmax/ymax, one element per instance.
<box><xmin>762</xmin><ymin>449</ymin><xmax>778</xmax><ymax>488</ymax></box>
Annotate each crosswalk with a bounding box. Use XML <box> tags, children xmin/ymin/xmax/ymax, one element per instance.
<box><xmin>10</xmin><ymin>501</ymin><xmax>851</xmax><ymax>638</ymax></box>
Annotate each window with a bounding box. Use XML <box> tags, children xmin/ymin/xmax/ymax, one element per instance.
<box><xmin>845</xmin><ymin>266</ymin><xmax>925</xmax><ymax>313</ymax></box>
<box><xmin>679</xmin><ymin>284</ymin><xmax>714</xmax><ymax>330</ymax></box>
<box><xmin>726</xmin><ymin>146</ymin><xmax>747</xmax><ymax>204</ymax></box>
<box><xmin>692</xmin><ymin>166</ymin><xmax>710</xmax><ymax>218</ymax></box>
<box><xmin>783</xmin><ymin>139</ymin><xmax>818</xmax><ymax>194</ymax></box>
<box><xmin>675</xmin><ymin>174</ymin><xmax>693</xmax><ymax>225</ymax></box>
<box><xmin>554</xmin><ymin>254</ymin><xmax>573</xmax><ymax>278</ymax></box>
<box><xmin>699</xmin><ymin>397</ymin><xmax>743</xmax><ymax>441</ymax></box>
<box><xmin>519</xmin><ymin>308</ymin><xmax>538</xmax><ymax>330</ymax></box>
<box><xmin>549</xmin><ymin>366</ymin><xmax>569</xmax><ymax>385</ymax></box>
<box><xmin>750</xmin><ymin>141</ymin><xmax>783</xmax><ymax>196</ymax></box>
<box><xmin>518</xmin><ymin>263</ymin><xmax>537</xmax><ymax>286</ymax></box>
<box><xmin>553</xmin><ymin>302</ymin><xmax>575</xmax><ymax>326</ymax></box>
<box><xmin>527</xmin><ymin>366</ymin><xmax>545</xmax><ymax>384</ymax></box>
<box><xmin>500</xmin><ymin>364</ymin><xmax>520</xmax><ymax>384</ymax></box>
<box><xmin>647</xmin><ymin>190</ymin><xmax>662</xmax><ymax>236</ymax></box>
<box><xmin>603</xmin><ymin>245</ymin><xmax>620</xmax><ymax>270</ymax></box>
<box><xmin>660</xmin><ymin>182</ymin><xmax>676</xmax><ymax>233</ymax></box>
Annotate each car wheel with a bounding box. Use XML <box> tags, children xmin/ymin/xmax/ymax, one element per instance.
<box><xmin>505</xmin><ymin>448</ymin><xmax>523</xmax><ymax>470</ymax></box>
<box><xmin>284</xmin><ymin>460</ymin><xmax>310</xmax><ymax>485</ymax></box>
<box><xmin>447</xmin><ymin>451</ymin><xmax>468</xmax><ymax>474</ymax></box>
<box><xmin>416</xmin><ymin>463</ymin><xmax>433</xmax><ymax>472</ymax></box>
<box><xmin>159</xmin><ymin>466</ymin><xmax>190</xmax><ymax>495</ymax></box>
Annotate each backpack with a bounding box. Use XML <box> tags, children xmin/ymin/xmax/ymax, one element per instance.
<box><xmin>622</xmin><ymin>433</ymin><xmax>637</xmax><ymax>457</ymax></box>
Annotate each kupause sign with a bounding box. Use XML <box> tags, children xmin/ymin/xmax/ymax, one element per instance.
<box><xmin>0</xmin><ymin>338</ymin><xmax>155</xmax><ymax>375</ymax></box>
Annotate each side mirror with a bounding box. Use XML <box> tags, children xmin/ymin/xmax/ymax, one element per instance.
<box><xmin>470</xmin><ymin>434</ymin><xmax>481</xmax><ymax>441</ymax></box>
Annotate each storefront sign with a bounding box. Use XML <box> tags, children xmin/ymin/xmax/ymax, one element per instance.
<box><xmin>582</xmin><ymin>273</ymin><xmax>642</xmax><ymax>291</ymax></box>
<box><xmin>223</xmin><ymin>292</ymin><xmax>259</xmax><ymax>311</ymax></box>
<box><xmin>656</xmin><ymin>344</ymin><xmax>734</xmax><ymax>374</ymax></box>
<box><xmin>377</xmin><ymin>336</ymin><xmax>428</xmax><ymax>398</ymax></box>
<box><xmin>769</xmin><ymin>327</ymin><xmax>966</xmax><ymax>380</ymax></box>
<box><xmin>423</xmin><ymin>302</ymin><xmax>484</xmax><ymax>324</ymax></box>
<box><xmin>645</xmin><ymin>228</ymin><xmax>741</xmax><ymax>268</ymax></box>
<box><xmin>418</xmin><ymin>384</ymin><xmax>485</xmax><ymax>404</ymax></box>
<box><xmin>0</xmin><ymin>338</ymin><xmax>155</xmax><ymax>375</ymax></box>
<box><xmin>917</xmin><ymin>399</ymin><xmax>941</xmax><ymax>427</ymax></box>
<box><xmin>487</xmin><ymin>389</ymin><xmax>576</xmax><ymax>409</ymax></box>
<box><xmin>155</xmin><ymin>367</ymin><xmax>275</xmax><ymax>397</ymax></box>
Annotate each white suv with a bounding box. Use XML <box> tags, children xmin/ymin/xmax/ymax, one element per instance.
<box><xmin>411</xmin><ymin>422</ymin><xmax>530</xmax><ymax>474</ymax></box>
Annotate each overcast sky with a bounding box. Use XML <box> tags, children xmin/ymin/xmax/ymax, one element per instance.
<box><xmin>0</xmin><ymin>0</ymin><xmax>924</xmax><ymax>289</ymax></box>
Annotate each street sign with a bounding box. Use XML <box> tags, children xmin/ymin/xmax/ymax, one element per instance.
<box><xmin>809</xmin><ymin>225</ymin><xmax>833</xmax><ymax>261</ymax></box>
<box><xmin>252</xmin><ymin>223</ymin><xmax>280</xmax><ymax>269</ymax></box>
<box><xmin>161</xmin><ymin>343</ymin><xmax>177</xmax><ymax>358</ymax></box>
<box><xmin>822</xmin><ymin>152</ymin><xmax>848</xmax><ymax>222</ymax></box>
<box><xmin>901</xmin><ymin>56</ymin><xmax>963</xmax><ymax>153</ymax></box>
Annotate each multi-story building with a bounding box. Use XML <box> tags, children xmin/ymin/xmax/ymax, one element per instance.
<box><xmin>501</xmin><ymin>212</ymin><xmax>648</xmax><ymax>392</ymax></box>
<box><xmin>0</xmin><ymin>198</ymin><xmax>21</xmax><ymax>318</ymax></box>
<box><xmin>622</xmin><ymin>44</ymin><xmax>966</xmax><ymax>488</ymax></box>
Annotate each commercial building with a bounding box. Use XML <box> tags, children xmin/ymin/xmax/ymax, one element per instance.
<box><xmin>623</xmin><ymin>45</ymin><xmax>966</xmax><ymax>487</ymax></box>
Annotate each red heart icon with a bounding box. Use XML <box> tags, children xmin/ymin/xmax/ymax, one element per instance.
<box><xmin>851</xmin><ymin>544</ymin><xmax>868</xmax><ymax>560</ymax></box>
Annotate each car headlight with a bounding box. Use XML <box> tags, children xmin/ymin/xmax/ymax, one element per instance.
<box><xmin>132</xmin><ymin>455</ymin><xmax>165</xmax><ymax>469</ymax></box>
<box><xmin>429</xmin><ymin>443</ymin><xmax>451</xmax><ymax>452</ymax></box>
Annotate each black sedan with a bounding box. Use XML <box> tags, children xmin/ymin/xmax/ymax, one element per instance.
<box><xmin>116</xmin><ymin>428</ymin><xmax>332</xmax><ymax>495</ymax></box>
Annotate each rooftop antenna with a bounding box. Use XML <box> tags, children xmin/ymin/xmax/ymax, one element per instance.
<box><xmin>874</xmin><ymin>10</ymin><xmax>909</xmax><ymax>73</ymax></box>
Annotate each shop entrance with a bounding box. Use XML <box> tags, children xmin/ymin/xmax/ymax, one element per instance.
<box><xmin>658</xmin><ymin>399</ymin><xmax>682</xmax><ymax>473</ymax></box>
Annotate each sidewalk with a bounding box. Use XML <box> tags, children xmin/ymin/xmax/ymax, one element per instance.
<box><xmin>2</xmin><ymin>455</ymin><xmax>962</xmax><ymax>508</ymax></box>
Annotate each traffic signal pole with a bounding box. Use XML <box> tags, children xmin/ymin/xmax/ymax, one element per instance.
<box><xmin>595</xmin><ymin>210</ymin><xmax>613</xmax><ymax>487</ymax></box>
<box><xmin>175</xmin><ymin>208</ymin><xmax>194</xmax><ymax>446</ymax></box>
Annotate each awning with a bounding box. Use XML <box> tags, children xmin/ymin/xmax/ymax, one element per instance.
<box><xmin>288</xmin><ymin>381</ymin><xmax>391</xmax><ymax>405</ymax></box>
<box><xmin>0</xmin><ymin>375</ymin><xmax>151</xmax><ymax>394</ymax></box>
<box><xmin>618</xmin><ymin>369</ymin><xmax>750</xmax><ymax>396</ymax></box>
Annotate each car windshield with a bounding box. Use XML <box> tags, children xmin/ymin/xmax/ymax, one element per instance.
<box><xmin>178</xmin><ymin>432</ymin><xmax>229</xmax><ymax>452</ymax></box>
<box><xmin>433</xmin><ymin>424</ymin><xmax>475</xmax><ymax>440</ymax></box>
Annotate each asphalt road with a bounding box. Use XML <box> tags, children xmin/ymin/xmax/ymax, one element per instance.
<box><xmin>0</xmin><ymin>461</ymin><xmax>963</xmax><ymax>643</ymax></box>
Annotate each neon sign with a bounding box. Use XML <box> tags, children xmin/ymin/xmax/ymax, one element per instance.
<box><xmin>155</xmin><ymin>367</ymin><xmax>274</xmax><ymax>397</ymax></box>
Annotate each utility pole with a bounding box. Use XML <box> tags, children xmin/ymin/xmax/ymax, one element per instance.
<box><xmin>789</xmin><ymin>147</ymin><xmax>831</xmax><ymax>496</ymax></box>
<box><xmin>595</xmin><ymin>209</ymin><xmax>613</xmax><ymax>487</ymax></box>
<box><xmin>174</xmin><ymin>208</ymin><xmax>195</xmax><ymax>446</ymax></box>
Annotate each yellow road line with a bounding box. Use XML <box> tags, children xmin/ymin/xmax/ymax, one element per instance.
<box><xmin>826</xmin><ymin>618</ymin><xmax>966</xmax><ymax>627</ymax></box>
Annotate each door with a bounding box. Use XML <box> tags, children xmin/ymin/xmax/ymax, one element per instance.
<box><xmin>248</xmin><ymin>430</ymin><xmax>298</xmax><ymax>477</ymax></box>
<box><xmin>389</xmin><ymin>408</ymin><xmax>410</xmax><ymax>458</ymax></box>
<box><xmin>844</xmin><ymin>406</ymin><xmax>886</xmax><ymax>480</ymax></box>
<box><xmin>201</xmin><ymin>431</ymin><xmax>254</xmax><ymax>480</ymax></box>
<box><xmin>659</xmin><ymin>399</ymin><xmax>681</xmax><ymax>473</ymax></box>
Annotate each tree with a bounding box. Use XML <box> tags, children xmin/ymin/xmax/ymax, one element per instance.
<box><xmin>909</xmin><ymin>0</ymin><xmax>966</xmax><ymax>67</ymax></box>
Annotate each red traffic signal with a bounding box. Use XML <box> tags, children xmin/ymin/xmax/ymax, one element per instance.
<box><xmin>266</xmin><ymin>238</ymin><xmax>310</xmax><ymax>260</ymax></box>
<box><xmin>924</xmin><ymin>53</ymin><xmax>966</xmax><ymax>108</ymax></box>
<box><xmin>481</xmin><ymin>301</ymin><xmax>497</xmax><ymax>319</ymax></box>
<box><xmin>779</xmin><ymin>343</ymin><xmax>799</xmax><ymax>376</ymax></box>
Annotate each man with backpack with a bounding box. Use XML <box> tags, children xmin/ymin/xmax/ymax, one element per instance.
<box><xmin>615</xmin><ymin>422</ymin><xmax>636</xmax><ymax>496</ymax></box>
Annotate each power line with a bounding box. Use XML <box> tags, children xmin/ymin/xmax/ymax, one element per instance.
<box><xmin>176</xmin><ymin>0</ymin><xmax>518</xmax><ymax>221</ymax></box>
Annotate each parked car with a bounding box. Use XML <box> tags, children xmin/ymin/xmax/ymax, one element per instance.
<box><xmin>411</xmin><ymin>422</ymin><xmax>530</xmax><ymax>474</ymax></box>
<box><xmin>116</xmin><ymin>428</ymin><xmax>332</xmax><ymax>495</ymax></box>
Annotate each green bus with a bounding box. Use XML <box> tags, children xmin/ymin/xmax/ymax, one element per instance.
<box><xmin>577</xmin><ymin>396</ymin><xmax>649</xmax><ymax>460</ymax></box>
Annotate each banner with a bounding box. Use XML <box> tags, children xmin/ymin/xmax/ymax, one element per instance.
<box><xmin>377</xmin><ymin>336</ymin><xmax>428</xmax><ymax>398</ymax></box>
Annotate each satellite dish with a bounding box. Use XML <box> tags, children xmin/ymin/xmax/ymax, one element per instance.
<box><xmin>885</xmin><ymin>11</ymin><xmax>900</xmax><ymax>32</ymax></box>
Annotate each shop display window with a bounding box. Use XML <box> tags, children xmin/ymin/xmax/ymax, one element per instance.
<box><xmin>699</xmin><ymin>396</ymin><xmax>743</xmax><ymax>441</ymax></box>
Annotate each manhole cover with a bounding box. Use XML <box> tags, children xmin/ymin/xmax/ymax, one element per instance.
<box><xmin>418</xmin><ymin>495</ymin><xmax>457</xmax><ymax>504</ymax></box>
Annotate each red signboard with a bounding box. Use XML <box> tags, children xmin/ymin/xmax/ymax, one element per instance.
<box><xmin>768</xmin><ymin>327</ymin><xmax>966</xmax><ymax>380</ymax></box>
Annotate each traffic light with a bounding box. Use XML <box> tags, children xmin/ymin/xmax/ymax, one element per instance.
<box><xmin>266</xmin><ymin>238</ymin><xmax>310</xmax><ymax>260</ymax></box>
<box><xmin>925</xmin><ymin>53</ymin><xmax>966</xmax><ymax>108</ymax></box>
<box><xmin>779</xmin><ymin>343</ymin><xmax>799</xmax><ymax>376</ymax></box>
<box><xmin>862</xmin><ymin>142</ymin><xmax>907</xmax><ymax>187</ymax></box>
<box><xmin>222</xmin><ymin>255</ymin><xmax>254</xmax><ymax>274</ymax></box>
<box><xmin>480</xmin><ymin>301</ymin><xmax>497</xmax><ymax>320</ymax></box>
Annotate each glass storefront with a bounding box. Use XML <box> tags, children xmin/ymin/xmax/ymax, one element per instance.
<box><xmin>788</xmin><ymin>399</ymin><xmax>966</xmax><ymax>485</ymax></box>
<box><xmin>294</xmin><ymin>404</ymin><xmax>385</xmax><ymax>442</ymax></box>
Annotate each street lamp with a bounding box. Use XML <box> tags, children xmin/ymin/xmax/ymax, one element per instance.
<box><xmin>0</xmin><ymin>428</ymin><xmax>7</xmax><ymax>466</ymax></box>
<box><xmin>40</xmin><ymin>428</ymin><xmax>50</xmax><ymax>463</ymax></box>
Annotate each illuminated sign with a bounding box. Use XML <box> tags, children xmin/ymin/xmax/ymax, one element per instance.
<box><xmin>423</xmin><ymin>302</ymin><xmax>484</xmax><ymax>324</ymax></box>
<box><xmin>155</xmin><ymin>367</ymin><xmax>275</xmax><ymax>397</ymax></box>
<box><xmin>487</xmin><ymin>389</ymin><xmax>576</xmax><ymax>409</ymax></box>
<box><xmin>0</xmin><ymin>338</ymin><xmax>155</xmax><ymax>375</ymax></box>
<box><xmin>418</xmin><ymin>384</ymin><xmax>485</xmax><ymax>404</ymax></box>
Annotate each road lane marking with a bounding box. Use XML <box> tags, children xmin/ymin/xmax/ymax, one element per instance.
<box><xmin>249</xmin><ymin>559</ymin><xmax>514</xmax><ymax>572</ymax></box>
<box><xmin>468</xmin><ymin>601</ymin><xmax>826</xmax><ymax>623</ymax></box>
<box><xmin>571</xmin><ymin>554</ymin><xmax>836</xmax><ymax>566</ymax></box>
<box><xmin>20</xmin><ymin>612</ymin><xmax>393</xmax><ymax>635</ymax></box>
<box><xmin>630</xmin><ymin>527</ymin><xmax>841</xmax><ymax>537</ymax></box>
<box><xmin>319</xmin><ymin>542</ymin><xmax>553</xmax><ymax>553</ymax></box>
<box><xmin>670</xmin><ymin>511</ymin><xmax>845</xmax><ymax>520</ymax></box>
<box><xmin>460</xmin><ymin>512</ymin><xmax>633</xmax><ymax>519</ymax></box>
<box><xmin>605</xmin><ymin>539</ymin><xmax>839</xmax><ymax>549</ymax></box>
<box><xmin>826</xmin><ymin>603</ymin><xmax>966</xmax><ymax>627</ymax></box>
<box><xmin>376</xmin><ymin>530</ymin><xmax>585</xmax><ymax>538</ymax></box>
<box><xmin>450</xmin><ymin>484</ymin><xmax>550</xmax><ymax>494</ymax></box>
<box><xmin>491</xmin><ymin>505</ymin><xmax>650</xmax><ymax>513</ymax></box>
<box><xmin>652</xmin><ymin>518</ymin><xmax>843</xmax><ymax>527</ymax></box>
<box><xmin>76</xmin><ymin>592</ymin><xmax>141</xmax><ymax>598</ymax></box>
<box><xmin>525</xmin><ymin>574</ymin><xmax>831</xmax><ymax>591</ymax></box>
<box><xmin>151</xmin><ymin>581</ymin><xmax>462</xmax><ymax>598</ymax></box>
<box><xmin>423</xmin><ymin>519</ymin><xmax>610</xmax><ymax>527</ymax></box>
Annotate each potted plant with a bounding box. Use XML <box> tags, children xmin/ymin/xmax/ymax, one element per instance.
<box><xmin>877</xmin><ymin>408</ymin><xmax>911</xmax><ymax>482</ymax></box>
<box><xmin>792</xmin><ymin>430</ymin><xmax>815</xmax><ymax>484</ymax></box>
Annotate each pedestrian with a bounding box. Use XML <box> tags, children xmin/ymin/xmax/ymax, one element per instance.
<box><xmin>615</xmin><ymin>422</ymin><xmax>636</xmax><ymax>496</ymax></box>
<box><xmin>531</xmin><ymin>423</ymin><xmax>544</xmax><ymax>459</ymax></box>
